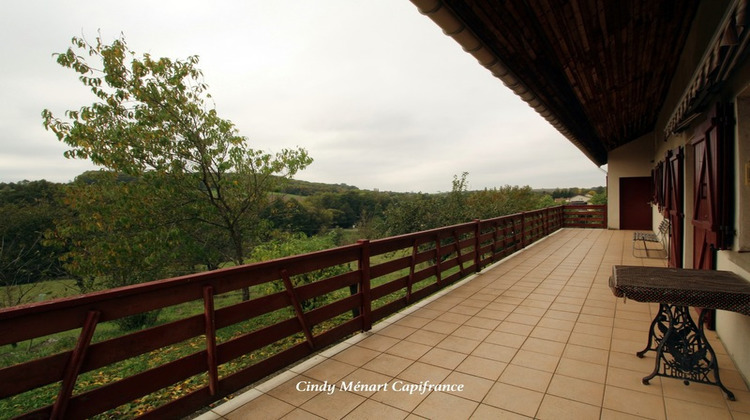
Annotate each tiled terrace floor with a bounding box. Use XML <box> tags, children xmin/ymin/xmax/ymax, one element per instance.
<box><xmin>195</xmin><ymin>229</ymin><xmax>750</xmax><ymax>419</ymax></box>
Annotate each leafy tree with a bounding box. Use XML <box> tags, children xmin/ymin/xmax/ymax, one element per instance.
<box><xmin>43</xmin><ymin>34</ymin><xmax>312</xmax><ymax>301</ymax></box>
<box><xmin>262</xmin><ymin>197</ymin><xmax>330</xmax><ymax>236</ymax></box>
<box><xmin>589</xmin><ymin>190</ymin><xmax>608</xmax><ymax>205</ymax></box>
<box><xmin>249</xmin><ymin>231</ymin><xmax>350</xmax><ymax>310</ymax></box>
<box><xmin>0</xmin><ymin>181</ymin><xmax>66</xmax><ymax>307</ymax></box>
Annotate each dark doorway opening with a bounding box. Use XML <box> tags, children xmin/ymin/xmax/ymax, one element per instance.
<box><xmin>620</xmin><ymin>177</ymin><xmax>652</xmax><ymax>230</ymax></box>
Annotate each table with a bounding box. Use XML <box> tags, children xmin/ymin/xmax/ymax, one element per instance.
<box><xmin>609</xmin><ymin>265</ymin><xmax>750</xmax><ymax>400</ymax></box>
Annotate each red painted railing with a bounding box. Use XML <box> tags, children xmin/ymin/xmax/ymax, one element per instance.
<box><xmin>0</xmin><ymin>205</ymin><xmax>604</xmax><ymax>419</ymax></box>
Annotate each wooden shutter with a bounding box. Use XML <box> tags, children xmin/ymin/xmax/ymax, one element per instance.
<box><xmin>665</xmin><ymin>148</ymin><xmax>684</xmax><ymax>268</ymax></box>
<box><xmin>691</xmin><ymin>103</ymin><xmax>734</xmax><ymax>271</ymax></box>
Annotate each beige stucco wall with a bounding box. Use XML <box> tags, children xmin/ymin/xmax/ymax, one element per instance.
<box><xmin>716</xmin><ymin>253</ymin><xmax>750</xmax><ymax>385</ymax></box>
<box><xmin>605</xmin><ymin>134</ymin><xmax>654</xmax><ymax>229</ymax></box>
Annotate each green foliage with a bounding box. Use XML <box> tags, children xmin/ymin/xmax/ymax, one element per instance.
<box><xmin>0</xmin><ymin>181</ymin><xmax>67</xmax><ymax>307</ymax></box>
<box><xmin>375</xmin><ymin>174</ymin><xmax>558</xmax><ymax>237</ymax></box>
<box><xmin>42</xmin><ymin>33</ymin><xmax>312</xmax><ymax>302</ymax></box>
<box><xmin>53</xmin><ymin>173</ymin><xmax>193</xmax><ymax>291</ymax></box>
<box><xmin>250</xmin><ymin>231</ymin><xmax>350</xmax><ymax>310</ymax></box>
<box><xmin>589</xmin><ymin>190</ymin><xmax>608</xmax><ymax>205</ymax></box>
<box><xmin>261</xmin><ymin>197</ymin><xmax>330</xmax><ymax>236</ymax></box>
<box><xmin>305</xmin><ymin>190</ymin><xmax>394</xmax><ymax>230</ymax></box>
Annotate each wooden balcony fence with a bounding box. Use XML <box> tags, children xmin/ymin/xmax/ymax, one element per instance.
<box><xmin>0</xmin><ymin>205</ymin><xmax>606</xmax><ymax>419</ymax></box>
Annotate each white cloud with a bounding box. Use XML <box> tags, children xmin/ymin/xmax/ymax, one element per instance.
<box><xmin>0</xmin><ymin>0</ymin><xmax>605</xmax><ymax>192</ymax></box>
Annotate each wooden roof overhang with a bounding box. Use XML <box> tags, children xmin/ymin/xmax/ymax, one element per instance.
<box><xmin>410</xmin><ymin>0</ymin><xmax>703</xmax><ymax>166</ymax></box>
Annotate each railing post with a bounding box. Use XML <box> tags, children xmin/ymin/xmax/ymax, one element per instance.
<box><xmin>357</xmin><ymin>240</ymin><xmax>372</xmax><ymax>331</ymax></box>
<box><xmin>202</xmin><ymin>286</ymin><xmax>219</xmax><ymax>396</ymax></box>
<box><xmin>474</xmin><ymin>219</ymin><xmax>481</xmax><ymax>272</ymax></box>
<box><xmin>521</xmin><ymin>212</ymin><xmax>527</xmax><ymax>248</ymax></box>
<box><xmin>51</xmin><ymin>310</ymin><xmax>100</xmax><ymax>420</ymax></box>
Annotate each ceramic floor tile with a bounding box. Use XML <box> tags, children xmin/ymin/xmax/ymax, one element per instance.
<box><xmin>369</xmin><ymin>382</ymin><xmax>429</xmax><ymax>412</ymax></box>
<box><xmin>536</xmin><ymin>317</ymin><xmax>576</xmax><ymax>331</ymax></box>
<box><xmin>436</xmin><ymin>312</ymin><xmax>472</xmax><ymax>325</ymax></box>
<box><xmin>495</xmin><ymin>321</ymin><xmax>535</xmax><ymax>336</ymax></box>
<box><xmin>280</xmin><ymin>408</ymin><xmax>325</xmax><ymax>419</ymax></box>
<box><xmin>342</xmin><ymin>399</ymin><xmax>409</xmax><ymax>420</ymax></box>
<box><xmin>562</xmin><ymin>343</ymin><xmax>609</xmax><ymax>366</ymax></box>
<box><xmin>266</xmin><ymin>375</ymin><xmax>323</xmax><ymax>407</ymax></box>
<box><xmin>397</xmin><ymin>361</ymin><xmax>452</xmax><ymax>384</ymax></box>
<box><xmin>664</xmin><ymin>397</ymin><xmax>733</xmax><ymax>419</ymax></box>
<box><xmin>536</xmin><ymin>394</ymin><xmax>601</xmax><ymax>420</ymax></box>
<box><xmin>499</xmin><ymin>364</ymin><xmax>553</xmax><ymax>392</ymax></box>
<box><xmin>547</xmin><ymin>374</ymin><xmax>605</xmax><ymax>406</ymax></box>
<box><xmin>505</xmin><ymin>313</ymin><xmax>542</xmax><ymax>326</ymax></box>
<box><xmin>339</xmin><ymin>368</ymin><xmax>394</xmax><ymax>397</ymax></box>
<box><xmin>450</xmin><ymin>325</ymin><xmax>492</xmax><ymax>341</ymax></box>
<box><xmin>403</xmin><ymin>329</ymin><xmax>447</xmax><ymax>346</ymax></box>
<box><xmin>442</xmin><ymin>371</ymin><xmax>495</xmax><ymax>402</ymax></box>
<box><xmin>606</xmin><ymin>365</ymin><xmax>663</xmax><ymax>395</ymax></box>
<box><xmin>356</xmin><ymin>334</ymin><xmax>401</xmax><ymax>352</ymax></box>
<box><xmin>332</xmin><ymin>345</ymin><xmax>382</xmax><ymax>367</ymax></box>
<box><xmin>529</xmin><ymin>325</ymin><xmax>572</xmax><ymax>343</ymax></box>
<box><xmin>484</xmin><ymin>330</ymin><xmax>528</xmax><ymax>348</ymax></box>
<box><xmin>521</xmin><ymin>337</ymin><xmax>566</xmax><ymax>357</ymax></box>
<box><xmin>603</xmin><ymin>386</ymin><xmax>666</xmax><ymax>420</ymax></box>
<box><xmin>556</xmin><ymin>357</ymin><xmax>608</xmax><ymax>383</ymax></box>
<box><xmin>510</xmin><ymin>349</ymin><xmax>561</xmax><ymax>373</ymax></box>
<box><xmin>573</xmin><ymin>322</ymin><xmax>613</xmax><ymax>338</ymax></box>
<box><xmin>303</xmin><ymin>359</ymin><xmax>359</xmax><ymax>383</ymax></box>
<box><xmin>225</xmin><ymin>394</ymin><xmax>295</xmax><ymax>420</ymax></box>
<box><xmin>393</xmin><ymin>315</ymin><xmax>431</xmax><ymax>329</ymax></box>
<box><xmin>413</xmin><ymin>391</ymin><xmax>479</xmax><ymax>419</ymax></box>
<box><xmin>376</xmin><ymin>324</ymin><xmax>418</xmax><ymax>340</ymax></box>
<box><xmin>660</xmin><ymin>376</ymin><xmax>728</xmax><ymax>407</ymax></box>
<box><xmin>455</xmin><ymin>355</ymin><xmax>508</xmax><ymax>380</ymax></box>
<box><xmin>410</xmin><ymin>308</ymin><xmax>445</xmax><ymax>320</ymax></box>
<box><xmin>385</xmin><ymin>340</ymin><xmax>433</xmax><ymax>360</ymax></box>
<box><xmin>482</xmin><ymin>382</ymin><xmax>544</xmax><ymax>418</ymax></box>
<box><xmin>421</xmin><ymin>319</ymin><xmax>461</xmax><ymax>334</ymax></box>
<box><xmin>471</xmin><ymin>403</ymin><xmax>534</xmax><ymax>419</ymax></box>
<box><xmin>435</xmin><ymin>335</ymin><xmax>481</xmax><ymax>354</ymax></box>
<box><xmin>299</xmin><ymin>388</ymin><xmax>366</xmax><ymax>419</ymax></box>
<box><xmin>362</xmin><ymin>353</ymin><xmax>413</xmax><ymax>377</ymax></box>
<box><xmin>544</xmin><ymin>309</ymin><xmax>581</xmax><ymax>322</ymax></box>
<box><xmin>567</xmin><ymin>331</ymin><xmax>611</xmax><ymax>350</ymax></box>
<box><xmin>449</xmin><ymin>304</ymin><xmax>482</xmax><ymax>316</ymax></box>
<box><xmin>462</xmin><ymin>316</ymin><xmax>502</xmax><ymax>330</ymax></box>
<box><xmin>418</xmin><ymin>347</ymin><xmax>467</xmax><ymax>370</ymax></box>
<box><xmin>475</xmin><ymin>308</ymin><xmax>511</xmax><ymax>320</ymax></box>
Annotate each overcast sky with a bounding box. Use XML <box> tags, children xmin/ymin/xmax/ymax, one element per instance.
<box><xmin>0</xmin><ymin>1</ymin><xmax>606</xmax><ymax>193</ymax></box>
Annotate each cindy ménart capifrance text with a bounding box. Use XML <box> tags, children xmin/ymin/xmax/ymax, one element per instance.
<box><xmin>295</xmin><ymin>380</ymin><xmax>464</xmax><ymax>396</ymax></box>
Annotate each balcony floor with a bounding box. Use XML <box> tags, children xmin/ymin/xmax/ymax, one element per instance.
<box><xmin>194</xmin><ymin>229</ymin><xmax>750</xmax><ymax>419</ymax></box>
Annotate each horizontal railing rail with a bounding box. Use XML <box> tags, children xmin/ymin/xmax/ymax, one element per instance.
<box><xmin>0</xmin><ymin>205</ymin><xmax>604</xmax><ymax>419</ymax></box>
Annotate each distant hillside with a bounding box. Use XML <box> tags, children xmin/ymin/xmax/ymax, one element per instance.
<box><xmin>275</xmin><ymin>178</ymin><xmax>361</xmax><ymax>196</ymax></box>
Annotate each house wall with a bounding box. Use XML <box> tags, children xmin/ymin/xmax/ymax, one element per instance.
<box><xmin>716</xmin><ymin>253</ymin><xmax>750</xmax><ymax>384</ymax></box>
<box><xmin>605</xmin><ymin>134</ymin><xmax>654</xmax><ymax>229</ymax></box>
<box><xmin>715</xmin><ymin>79</ymin><xmax>750</xmax><ymax>382</ymax></box>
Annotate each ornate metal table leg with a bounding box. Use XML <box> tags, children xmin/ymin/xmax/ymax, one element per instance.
<box><xmin>638</xmin><ymin>304</ymin><xmax>735</xmax><ymax>400</ymax></box>
<box><xmin>637</xmin><ymin>303</ymin><xmax>669</xmax><ymax>358</ymax></box>
<box><xmin>641</xmin><ymin>303</ymin><xmax>674</xmax><ymax>385</ymax></box>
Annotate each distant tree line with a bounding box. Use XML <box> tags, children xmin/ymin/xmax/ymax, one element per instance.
<box><xmin>0</xmin><ymin>173</ymin><xmax>605</xmax><ymax>307</ymax></box>
<box><xmin>544</xmin><ymin>186</ymin><xmax>605</xmax><ymax>199</ymax></box>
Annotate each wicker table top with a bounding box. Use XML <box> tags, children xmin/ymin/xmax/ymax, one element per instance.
<box><xmin>609</xmin><ymin>265</ymin><xmax>750</xmax><ymax>316</ymax></box>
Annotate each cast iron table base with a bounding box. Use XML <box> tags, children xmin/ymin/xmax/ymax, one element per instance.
<box><xmin>636</xmin><ymin>302</ymin><xmax>734</xmax><ymax>400</ymax></box>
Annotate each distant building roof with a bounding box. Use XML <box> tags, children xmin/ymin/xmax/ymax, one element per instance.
<box><xmin>568</xmin><ymin>195</ymin><xmax>591</xmax><ymax>204</ymax></box>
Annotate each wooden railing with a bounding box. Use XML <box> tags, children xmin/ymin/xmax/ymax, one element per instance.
<box><xmin>0</xmin><ymin>205</ymin><xmax>604</xmax><ymax>419</ymax></box>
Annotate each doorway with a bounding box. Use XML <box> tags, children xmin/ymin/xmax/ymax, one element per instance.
<box><xmin>620</xmin><ymin>177</ymin><xmax>652</xmax><ymax>230</ymax></box>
